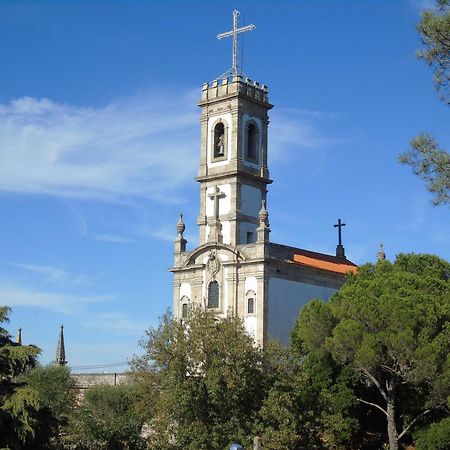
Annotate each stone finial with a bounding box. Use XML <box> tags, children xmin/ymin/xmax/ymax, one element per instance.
<box><xmin>377</xmin><ymin>242</ymin><xmax>386</xmax><ymax>261</ymax></box>
<box><xmin>176</xmin><ymin>212</ymin><xmax>186</xmax><ymax>237</ymax></box>
<box><xmin>174</xmin><ymin>212</ymin><xmax>187</xmax><ymax>254</ymax></box>
<box><xmin>259</xmin><ymin>200</ymin><xmax>269</xmax><ymax>226</ymax></box>
<box><xmin>16</xmin><ymin>327</ymin><xmax>22</xmax><ymax>345</ymax></box>
<box><xmin>257</xmin><ymin>200</ymin><xmax>270</xmax><ymax>243</ymax></box>
<box><xmin>56</xmin><ymin>325</ymin><xmax>67</xmax><ymax>366</ymax></box>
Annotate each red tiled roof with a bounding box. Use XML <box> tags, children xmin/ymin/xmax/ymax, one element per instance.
<box><xmin>291</xmin><ymin>249</ymin><xmax>358</xmax><ymax>274</ymax></box>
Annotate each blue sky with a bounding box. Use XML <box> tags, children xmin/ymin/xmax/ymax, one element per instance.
<box><xmin>0</xmin><ymin>0</ymin><xmax>448</xmax><ymax>370</ymax></box>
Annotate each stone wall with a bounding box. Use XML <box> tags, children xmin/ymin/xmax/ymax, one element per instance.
<box><xmin>72</xmin><ymin>372</ymin><xmax>131</xmax><ymax>390</ymax></box>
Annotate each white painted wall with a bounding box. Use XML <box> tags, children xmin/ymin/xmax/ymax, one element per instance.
<box><xmin>205</xmin><ymin>184</ymin><xmax>231</xmax><ymax>217</ymax></box>
<box><xmin>268</xmin><ymin>278</ymin><xmax>337</xmax><ymax>345</ymax></box>
<box><xmin>179</xmin><ymin>283</ymin><xmax>191</xmax><ymax>300</ymax></box>
<box><xmin>244</xmin><ymin>316</ymin><xmax>257</xmax><ymax>339</ymax></box>
<box><xmin>207</xmin><ymin>113</ymin><xmax>232</xmax><ymax>168</ymax></box>
<box><xmin>240</xmin><ymin>185</ymin><xmax>261</xmax><ymax>217</ymax></box>
<box><xmin>244</xmin><ymin>276</ymin><xmax>257</xmax><ymax>295</ymax></box>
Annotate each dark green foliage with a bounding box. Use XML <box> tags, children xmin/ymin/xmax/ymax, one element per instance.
<box><xmin>416</xmin><ymin>0</ymin><xmax>450</xmax><ymax>102</ymax></box>
<box><xmin>16</xmin><ymin>365</ymin><xmax>76</xmax><ymax>448</ymax></box>
<box><xmin>66</xmin><ymin>384</ymin><xmax>146</xmax><ymax>450</ymax></box>
<box><xmin>0</xmin><ymin>306</ymin><xmax>41</xmax><ymax>449</ymax></box>
<box><xmin>400</xmin><ymin>0</ymin><xmax>449</xmax><ymax>206</ymax></box>
<box><xmin>399</xmin><ymin>133</ymin><xmax>450</xmax><ymax>206</ymax></box>
<box><xmin>415</xmin><ymin>416</ymin><xmax>450</xmax><ymax>450</ymax></box>
<box><xmin>132</xmin><ymin>308</ymin><xmax>267</xmax><ymax>450</ymax></box>
<box><xmin>292</xmin><ymin>254</ymin><xmax>450</xmax><ymax>450</ymax></box>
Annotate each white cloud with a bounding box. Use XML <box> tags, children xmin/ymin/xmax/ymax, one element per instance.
<box><xmin>0</xmin><ymin>93</ymin><xmax>344</xmax><ymax>208</ymax></box>
<box><xmin>269</xmin><ymin>107</ymin><xmax>347</xmax><ymax>161</ymax></box>
<box><xmin>92</xmin><ymin>234</ymin><xmax>134</xmax><ymax>244</ymax></box>
<box><xmin>0</xmin><ymin>92</ymin><xmax>199</xmax><ymax>203</ymax></box>
<box><xmin>0</xmin><ymin>281</ymin><xmax>112</xmax><ymax>314</ymax></box>
<box><xmin>10</xmin><ymin>263</ymin><xmax>70</xmax><ymax>282</ymax></box>
<box><xmin>82</xmin><ymin>312</ymin><xmax>150</xmax><ymax>336</ymax></box>
<box><xmin>9</xmin><ymin>262</ymin><xmax>89</xmax><ymax>286</ymax></box>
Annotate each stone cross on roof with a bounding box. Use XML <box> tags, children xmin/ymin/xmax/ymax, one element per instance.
<box><xmin>334</xmin><ymin>219</ymin><xmax>346</xmax><ymax>258</ymax></box>
<box><xmin>208</xmin><ymin>186</ymin><xmax>226</xmax><ymax>219</ymax></box>
<box><xmin>334</xmin><ymin>219</ymin><xmax>346</xmax><ymax>246</ymax></box>
<box><xmin>217</xmin><ymin>10</ymin><xmax>256</xmax><ymax>77</ymax></box>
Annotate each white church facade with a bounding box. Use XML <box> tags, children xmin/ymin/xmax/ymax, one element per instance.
<box><xmin>170</xmin><ymin>12</ymin><xmax>357</xmax><ymax>346</ymax></box>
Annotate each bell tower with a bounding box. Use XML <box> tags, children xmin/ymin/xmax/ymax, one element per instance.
<box><xmin>197</xmin><ymin>76</ymin><xmax>273</xmax><ymax>246</ymax></box>
<box><xmin>171</xmin><ymin>10</ymin><xmax>357</xmax><ymax>347</ymax></box>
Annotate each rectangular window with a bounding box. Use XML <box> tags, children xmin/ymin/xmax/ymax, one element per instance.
<box><xmin>247</xmin><ymin>231</ymin><xmax>254</xmax><ymax>244</ymax></box>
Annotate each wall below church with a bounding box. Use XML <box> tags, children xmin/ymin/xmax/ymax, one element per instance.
<box><xmin>267</xmin><ymin>278</ymin><xmax>336</xmax><ymax>345</ymax></box>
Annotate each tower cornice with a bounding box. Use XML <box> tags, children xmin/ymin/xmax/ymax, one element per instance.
<box><xmin>195</xmin><ymin>169</ymin><xmax>273</xmax><ymax>185</ymax></box>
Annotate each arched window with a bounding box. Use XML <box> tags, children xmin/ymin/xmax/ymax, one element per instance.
<box><xmin>207</xmin><ymin>280</ymin><xmax>220</xmax><ymax>309</ymax></box>
<box><xmin>213</xmin><ymin>122</ymin><xmax>226</xmax><ymax>158</ymax></box>
<box><xmin>182</xmin><ymin>303</ymin><xmax>188</xmax><ymax>319</ymax></box>
<box><xmin>246</xmin><ymin>122</ymin><xmax>259</xmax><ymax>162</ymax></box>
<box><xmin>247</xmin><ymin>297</ymin><xmax>255</xmax><ymax>314</ymax></box>
<box><xmin>246</xmin><ymin>290</ymin><xmax>256</xmax><ymax>315</ymax></box>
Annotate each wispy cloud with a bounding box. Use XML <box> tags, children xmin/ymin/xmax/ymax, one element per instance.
<box><xmin>0</xmin><ymin>93</ymin><xmax>343</xmax><ymax>206</ymax></box>
<box><xmin>269</xmin><ymin>107</ymin><xmax>347</xmax><ymax>161</ymax></box>
<box><xmin>92</xmin><ymin>234</ymin><xmax>135</xmax><ymax>244</ymax></box>
<box><xmin>82</xmin><ymin>312</ymin><xmax>150</xmax><ymax>336</ymax></box>
<box><xmin>0</xmin><ymin>281</ymin><xmax>112</xmax><ymax>314</ymax></box>
<box><xmin>0</xmin><ymin>91</ymin><xmax>198</xmax><ymax>203</ymax></box>
<box><xmin>9</xmin><ymin>263</ymin><xmax>90</xmax><ymax>286</ymax></box>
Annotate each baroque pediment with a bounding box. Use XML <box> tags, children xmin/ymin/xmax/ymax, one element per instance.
<box><xmin>185</xmin><ymin>242</ymin><xmax>247</xmax><ymax>267</ymax></box>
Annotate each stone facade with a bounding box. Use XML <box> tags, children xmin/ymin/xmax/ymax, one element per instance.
<box><xmin>171</xmin><ymin>75</ymin><xmax>357</xmax><ymax>347</ymax></box>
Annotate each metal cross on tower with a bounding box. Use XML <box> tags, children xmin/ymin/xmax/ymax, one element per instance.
<box><xmin>217</xmin><ymin>10</ymin><xmax>256</xmax><ymax>77</ymax></box>
<box><xmin>208</xmin><ymin>186</ymin><xmax>226</xmax><ymax>219</ymax></box>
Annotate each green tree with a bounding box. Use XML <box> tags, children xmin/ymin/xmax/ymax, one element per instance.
<box><xmin>18</xmin><ymin>365</ymin><xmax>76</xmax><ymax>448</ymax></box>
<box><xmin>417</xmin><ymin>0</ymin><xmax>450</xmax><ymax>102</ymax></box>
<box><xmin>292</xmin><ymin>254</ymin><xmax>450</xmax><ymax>450</ymax></box>
<box><xmin>132</xmin><ymin>308</ymin><xmax>267</xmax><ymax>450</ymax></box>
<box><xmin>399</xmin><ymin>0</ymin><xmax>449</xmax><ymax>206</ymax></box>
<box><xmin>415</xmin><ymin>415</ymin><xmax>450</xmax><ymax>450</ymax></box>
<box><xmin>256</xmin><ymin>342</ymin><xmax>360</xmax><ymax>450</ymax></box>
<box><xmin>66</xmin><ymin>383</ymin><xmax>146</xmax><ymax>450</ymax></box>
<box><xmin>0</xmin><ymin>306</ymin><xmax>40</xmax><ymax>449</ymax></box>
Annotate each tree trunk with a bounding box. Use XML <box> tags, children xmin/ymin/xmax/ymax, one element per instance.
<box><xmin>387</xmin><ymin>400</ymin><xmax>398</xmax><ymax>450</ymax></box>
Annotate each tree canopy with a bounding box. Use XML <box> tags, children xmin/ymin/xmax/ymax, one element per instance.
<box><xmin>292</xmin><ymin>253</ymin><xmax>450</xmax><ymax>450</ymax></box>
<box><xmin>132</xmin><ymin>308</ymin><xmax>268</xmax><ymax>450</ymax></box>
<box><xmin>399</xmin><ymin>0</ymin><xmax>449</xmax><ymax>206</ymax></box>
<box><xmin>0</xmin><ymin>306</ymin><xmax>41</xmax><ymax>449</ymax></box>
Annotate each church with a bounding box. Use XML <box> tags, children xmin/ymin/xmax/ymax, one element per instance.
<box><xmin>170</xmin><ymin>11</ymin><xmax>357</xmax><ymax>346</ymax></box>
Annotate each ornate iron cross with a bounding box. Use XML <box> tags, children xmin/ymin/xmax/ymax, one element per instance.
<box><xmin>208</xmin><ymin>186</ymin><xmax>226</xmax><ymax>219</ymax></box>
<box><xmin>334</xmin><ymin>219</ymin><xmax>346</xmax><ymax>246</ymax></box>
<box><xmin>217</xmin><ymin>10</ymin><xmax>256</xmax><ymax>76</ymax></box>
